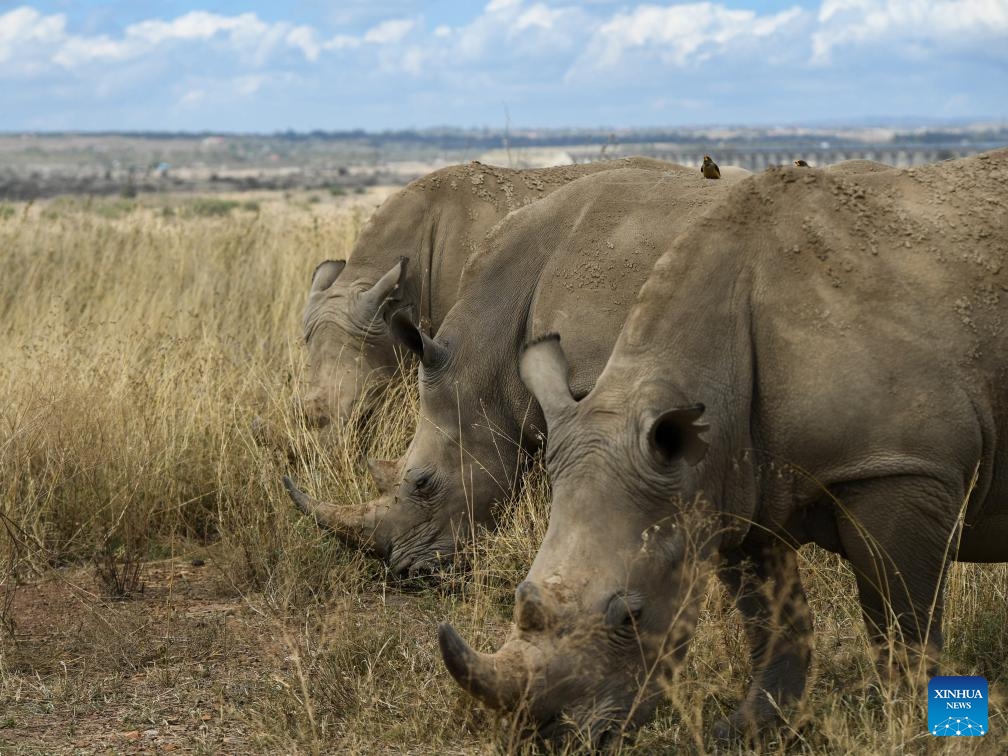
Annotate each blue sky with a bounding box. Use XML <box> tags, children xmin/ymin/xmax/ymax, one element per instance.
<box><xmin>1</xmin><ymin>1</ymin><xmax>1006</xmax><ymax>131</ymax></box>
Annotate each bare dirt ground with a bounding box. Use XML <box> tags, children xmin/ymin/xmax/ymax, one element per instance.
<box><xmin>3</xmin><ymin>551</ymin><xmax>268</xmax><ymax>753</ymax></box>
<box><xmin>2</xmin><ymin>547</ymin><xmax>489</xmax><ymax>755</ymax></box>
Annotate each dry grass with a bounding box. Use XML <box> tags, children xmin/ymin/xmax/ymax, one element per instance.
<box><xmin>1</xmin><ymin>191</ymin><xmax>1005</xmax><ymax>754</ymax></box>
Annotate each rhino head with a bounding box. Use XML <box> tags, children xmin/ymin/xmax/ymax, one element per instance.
<box><xmin>286</xmin><ymin>307</ymin><xmax>528</xmax><ymax>578</ymax></box>
<box><xmin>298</xmin><ymin>258</ymin><xmax>408</xmax><ymax>429</ymax></box>
<box><xmin>439</xmin><ymin>336</ymin><xmax>720</xmax><ymax>747</ymax></box>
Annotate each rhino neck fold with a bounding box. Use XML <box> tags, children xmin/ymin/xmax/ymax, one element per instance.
<box><xmin>619</xmin><ymin>244</ymin><xmax>760</xmax><ymax>548</ymax></box>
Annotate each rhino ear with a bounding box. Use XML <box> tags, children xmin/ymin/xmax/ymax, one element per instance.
<box><xmin>358</xmin><ymin>257</ymin><xmax>408</xmax><ymax>314</ymax></box>
<box><xmin>649</xmin><ymin>404</ymin><xmax>708</xmax><ymax>466</ymax></box>
<box><xmin>388</xmin><ymin>307</ymin><xmax>447</xmax><ymax>369</ymax></box>
<box><xmin>311</xmin><ymin>260</ymin><xmax>346</xmax><ymax>291</ymax></box>
<box><xmin>520</xmin><ymin>334</ymin><xmax>575</xmax><ymax>422</ymax></box>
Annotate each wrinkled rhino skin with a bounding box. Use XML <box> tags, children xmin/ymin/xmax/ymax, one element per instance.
<box><xmin>286</xmin><ymin>162</ymin><xmax>752</xmax><ymax>576</ymax></box>
<box><xmin>296</xmin><ymin>157</ymin><xmax>675</xmax><ymax>429</ymax></box>
<box><xmin>441</xmin><ymin>150</ymin><xmax>1008</xmax><ymax>747</ymax></box>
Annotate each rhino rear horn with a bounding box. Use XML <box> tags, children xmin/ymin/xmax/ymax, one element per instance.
<box><xmin>358</xmin><ymin>257</ymin><xmax>408</xmax><ymax>314</ymax></box>
<box><xmin>310</xmin><ymin>259</ymin><xmax>346</xmax><ymax>291</ymax></box>
<box><xmin>519</xmin><ymin>334</ymin><xmax>576</xmax><ymax>423</ymax></box>
<box><xmin>388</xmin><ymin>308</ymin><xmax>447</xmax><ymax>369</ymax></box>
<box><xmin>367</xmin><ymin>458</ymin><xmax>400</xmax><ymax>495</ymax></box>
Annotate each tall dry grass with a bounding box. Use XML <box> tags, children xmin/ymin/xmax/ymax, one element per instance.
<box><xmin>0</xmin><ymin>193</ymin><xmax>1005</xmax><ymax>753</ymax></box>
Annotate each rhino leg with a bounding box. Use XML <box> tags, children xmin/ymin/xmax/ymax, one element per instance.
<box><xmin>833</xmin><ymin>476</ymin><xmax>954</xmax><ymax>683</ymax></box>
<box><xmin>713</xmin><ymin>542</ymin><xmax>812</xmax><ymax>741</ymax></box>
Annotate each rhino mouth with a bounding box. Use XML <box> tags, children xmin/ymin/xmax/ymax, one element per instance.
<box><xmin>388</xmin><ymin>552</ymin><xmax>456</xmax><ymax>588</ymax></box>
<box><xmin>439</xmin><ymin>621</ymin><xmax>665</xmax><ymax>750</ymax></box>
<box><xmin>386</xmin><ymin>516</ymin><xmax>465</xmax><ymax>580</ymax></box>
<box><xmin>387</xmin><ymin>534</ymin><xmax>458</xmax><ymax>584</ymax></box>
<box><xmin>511</xmin><ymin>691</ymin><xmax>650</xmax><ymax>754</ymax></box>
<box><xmin>533</xmin><ymin>709</ymin><xmax>621</xmax><ymax>752</ymax></box>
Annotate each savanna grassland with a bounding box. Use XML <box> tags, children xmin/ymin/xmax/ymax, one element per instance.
<box><xmin>1</xmin><ymin>189</ymin><xmax>1006</xmax><ymax>755</ymax></box>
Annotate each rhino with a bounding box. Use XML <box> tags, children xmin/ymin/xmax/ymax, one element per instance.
<box><xmin>297</xmin><ymin>157</ymin><xmax>674</xmax><ymax>429</ymax></box>
<box><xmin>438</xmin><ymin>150</ymin><xmax>1008</xmax><ymax>746</ymax></box>
<box><xmin>284</xmin><ymin>163</ymin><xmax>751</xmax><ymax>577</ymax></box>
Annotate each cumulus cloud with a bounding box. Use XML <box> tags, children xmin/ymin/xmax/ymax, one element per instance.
<box><xmin>362</xmin><ymin>18</ymin><xmax>415</xmax><ymax>44</ymax></box>
<box><xmin>8</xmin><ymin>1</ymin><xmax>1004</xmax><ymax>81</ymax></box>
<box><xmin>812</xmin><ymin>0</ymin><xmax>1008</xmax><ymax>62</ymax></box>
<box><xmin>0</xmin><ymin>6</ymin><xmax>67</xmax><ymax>73</ymax></box>
<box><xmin>0</xmin><ymin>6</ymin><xmax>62</xmax><ymax>54</ymax></box>
<box><xmin>127</xmin><ymin>11</ymin><xmax>270</xmax><ymax>45</ymax></box>
<box><xmin>515</xmin><ymin>4</ymin><xmax>566</xmax><ymax>31</ymax></box>
<box><xmin>286</xmin><ymin>26</ymin><xmax>321</xmax><ymax>61</ymax></box>
<box><xmin>1</xmin><ymin>1</ymin><xmax>1006</xmax><ymax>129</ymax></box>
<box><xmin>579</xmin><ymin>2</ymin><xmax>805</xmax><ymax>70</ymax></box>
<box><xmin>447</xmin><ymin>0</ymin><xmax>590</xmax><ymax>65</ymax></box>
<box><xmin>317</xmin><ymin>17</ymin><xmax>418</xmax><ymax>54</ymax></box>
<box><xmin>0</xmin><ymin>6</ymin><xmax>326</xmax><ymax>73</ymax></box>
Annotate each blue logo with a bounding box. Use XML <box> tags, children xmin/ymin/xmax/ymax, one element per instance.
<box><xmin>929</xmin><ymin>676</ymin><xmax>987</xmax><ymax>736</ymax></box>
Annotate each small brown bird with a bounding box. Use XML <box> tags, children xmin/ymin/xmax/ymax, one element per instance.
<box><xmin>794</xmin><ymin>159</ymin><xmax>810</xmax><ymax>167</ymax></box>
<box><xmin>701</xmin><ymin>154</ymin><xmax>721</xmax><ymax>179</ymax></box>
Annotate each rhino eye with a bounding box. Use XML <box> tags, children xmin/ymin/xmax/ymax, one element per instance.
<box><xmin>605</xmin><ymin>593</ymin><xmax>643</xmax><ymax>631</ymax></box>
<box><xmin>410</xmin><ymin>469</ymin><xmax>434</xmax><ymax>491</ymax></box>
<box><xmin>621</xmin><ymin>608</ymin><xmax>642</xmax><ymax>627</ymax></box>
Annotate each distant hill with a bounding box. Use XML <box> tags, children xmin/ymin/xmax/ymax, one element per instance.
<box><xmin>1</xmin><ymin>124</ymin><xmax>1005</xmax><ymax>200</ymax></box>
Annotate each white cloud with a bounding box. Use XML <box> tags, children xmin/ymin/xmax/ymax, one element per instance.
<box><xmin>2</xmin><ymin>2</ymin><xmax>1007</xmax><ymax>129</ymax></box>
<box><xmin>52</xmin><ymin>34</ymin><xmax>133</xmax><ymax>67</ymax></box>
<box><xmin>515</xmin><ymin>4</ymin><xmax>565</xmax><ymax>31</ymax></box>
<box><xmin>286</xmin><ymin>26</ymin><xmax>321</xmax><ymax>61</ymax></box>
<box><xmin>486</xmin><ymin>0</ymin><xmax>523</xmax><ymax>13</ymax></box>
<box><xmin>324</xmin><ymin>34</ymin><xmax>362</xmax><ymax>51</ymax></box>
<box><xmin>446</xmin><ymin>0</ymin><xmax>591</xmax><ymax>65</ymax></box>
<box><xmin>321</xmin><ymin>17</ymin><xmax>415</xmax><ymax>52</ymax></box>
<box><xmin>363</xmin><ymin>18</ymin><xmax>415</xmax><ymax>44</ymax></box>
<box><xmin>580</xmin><ymin>2</ymin><xmax>804</xmax><ymax>69</ymax></box>
<box><xmin>1</xmin><ymin>5</ymin><xmax>325</xmax><ymax>74</ymax></box>
<box><xmin>127</xmin><ymin>11</ymin><xmax>269</xmax><ymax>45</ymax></box>
<box><xmin>0</xmin><ymin>6</ymin><xmax>67</xmax><ymax>71</ymax></box>
<box><xmin>813</xmin><ymin>0</ymin><xmax>1008</xmax><ymax>62</ymax></box>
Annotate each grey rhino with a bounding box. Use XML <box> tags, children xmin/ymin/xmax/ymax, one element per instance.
<box><xmin>285</xmin><ymin>163</ymin><xmax>750</xmax><ymax>576</ymax></box>
<box><xmin>298</xmin><ymin>157</ymin><xmax>673</xmax><ymax>429</ymax></box>
<box><xmin>439</xmin><ymin>150</ymin><xmax>1008</xmax><ymax>746</ymax></box>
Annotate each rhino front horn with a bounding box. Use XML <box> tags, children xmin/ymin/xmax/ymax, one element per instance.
<box><xmin>438</xmin><ymin>623</ymin><xmax>524</xmax><ymax>710</ymax></box>
<box><xmin>367</xmin><ymin>457</ymin><xmax>400</xmax><ymax>495</ymax></box>
<box><xmin>283</xmin><ymin>476</ymin><xmax>318</xmax><ymax>518</ymax></box>
<box><xmin>282</xmin><ymin>476</ymin><xmax>391</xmax><ymax>557</ymax></box>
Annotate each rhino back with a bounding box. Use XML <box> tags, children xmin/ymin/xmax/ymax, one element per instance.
<box><xmin>441</xmin><ymin>163</ymin><xmax>744</xmax><ymax>418</ymax></box>
<box><xmin>529</xmin><ymin>165</ymin><xmax>747</xmax><ymax>397</ymax></box>
<box><xmin>344</xmin><ymin>158</ymin><xmax>677</xmax><ymax>329</ymax></box>
<box><xmin>826</xmin><ymin>159</ymin><xmax>894</xmax><ymax>176</ymax></box>
<box><xmin>620</xmin><ymin>149</ymin><xmax>1008</xmax><ymax>531</ymax></box>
